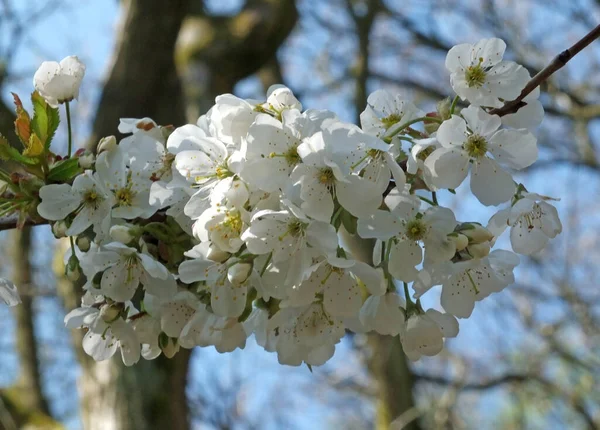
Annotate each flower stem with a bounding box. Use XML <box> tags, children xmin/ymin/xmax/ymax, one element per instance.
<box><xmin>431</xmin><ymin>191</ymin><xmax>438</xmax><ymax>206</ymax></box>
<box><xmin>69</xmin><ymin>235</ymin><xmax>76</xmax><ymax>258</ymax></box>
<box><xmin>384</xmin><ymin>116</ymin><xmax>442</xmax><ymax>143</ymax></box>
<box><xmin>65</xmin><ymin>101</ymin><xmax>73</xmax><ymax>158</ymax></box>
<box><xmin>418</xmin><ymin>195</ymin><xmax>436</xmax><ymax>206</ymax></box>
<box><xmin>259</xmin><ymin>252</ymin><xmax>272</xmax><ymax>277</ymax></box>
<box><xmin>449</xmin><ymin>95</ymin><xmax>460</xmax><ymax>115</ymax></box>
<box><xmin>403</xmin><ymin>282</ymin><xmax>416</xmax><ymax>312</ymax></box>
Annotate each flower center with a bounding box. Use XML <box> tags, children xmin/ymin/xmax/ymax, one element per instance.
<box><xmin>405</xmin><ymin>218</ymin><xmax>428</xmax><ymax>241</ymax></box>
<box><xmin>464</xmin><ymin>134</ymin><xmax>488</xmax><ymax>158</ymax></box>
<box><xmin>115</xmin><ymin>187</ymin><xmax>136</xmax><ymax>207</ymax></box>
<box><xmin>284</xmin><ymin>146</ymin><xmax>301</xmax><ymax>166</ymax></box>
<box><xmin>279</xmin><ymin>220</ymin><xmax>306</xmax><ymax>241</ymax></box>
<box><xmin>82</xmin><ymin>188</ymin><xmax>103</xmax><ymax>209</ymax></box>
<box><xmin>215</xmin><ymin>164</ymin><xmax>233</xmax><ymax>180</ymax></box>
<box><xmin>318</xmin><ymin>168</ymin><xmax>335</xmax><ymax>185</ymax></box>
<box><xmin>465</xmin><ymin>58</ymin><xmax>487</xmax><ymax>88</ymax></box>
<box><xmin>220</xmin><ymin>211</ymin><xmax>243</xmax><ymax>238</ymax></box>
<box><xmin>381</xmin><ymin>113</ymin><xmax>402</xmax><ymax>129</ymax></box>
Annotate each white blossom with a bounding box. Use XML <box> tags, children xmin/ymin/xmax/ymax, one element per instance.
<box><xmin>33</xmin><ymin>55</ymin><xmax>86</xmax><ymax>107</ymax></box>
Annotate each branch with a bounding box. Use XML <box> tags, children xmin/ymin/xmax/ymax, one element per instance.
<box><xmin>0</xmin><ymin>215</ymin><xmax>47</xmax><ymax>232</ymax></box>
<box><xmin>490</xmin><ymin>24</ymin><xmax>600</xmax><ymax>116</ymax></box>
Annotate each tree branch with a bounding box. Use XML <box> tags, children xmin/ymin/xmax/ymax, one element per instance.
<box><xmin>490</xmin><ymin>24</ymin><xmax>600</xmax><ymax>116</ymax></box>
<box><xmin>0</xmin><ymin>215</ymin><xmax>47</xmax><ymax>231</ymax></box>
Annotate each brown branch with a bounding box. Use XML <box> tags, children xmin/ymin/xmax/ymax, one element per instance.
<box><xmin>0</xmin><ymin>215</ymin><xmax>47</xmax><ymax>232</ymax></box>
<box><xmin>490</xmin><ymin>24</ymin><xmax>600</xmax><ymax>116</ymax></box>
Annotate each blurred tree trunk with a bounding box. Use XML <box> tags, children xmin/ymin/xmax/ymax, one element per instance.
<box><xmin>0</xmin><ymin>227</ymin><xmax>62</xmax><ymax>429</ymax></box>
<box><xmin>58</xmin><ymin>1</ymin><xmax>298</xmax><ymax>429</ymax></box>
<box><xmin>58</xmin><ymin>1</ymin><xmax>194</xmax><ymax>429</ymax></box>
<box><xmin>0</xmin><ymin>95</ymin><xmax>58</xmax><ymax>428</ymax></box>
<box><xmin>344</xmin><ymin>3</ymin><xmax>420</xmax><ymax>427</ymax></box>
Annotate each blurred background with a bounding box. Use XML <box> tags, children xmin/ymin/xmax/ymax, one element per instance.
<box><xmin>0</xmin><ymin>0</ymin><xmax>599</xmax><ymax>429</ymax></box>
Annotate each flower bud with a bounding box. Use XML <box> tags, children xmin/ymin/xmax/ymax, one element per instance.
<box><xmin>424</xmin><ymin>112</ymin><xmax>441</xmax><ymax>134</ymax></box>
<box><xmin>97</xmin><ymin>135</ymin><xmax>117</xmax><ymax>153</ymax></box>
<box><xmin>448</xmin><ymin>233</ymin><xmax>469</xmax><ymax>252</ymax></box>
<box><xmin>78</xmin><ymin>151</ymin><xmax>95</xmax><ymax>168</ymax></box>
<box><xmin>33</xmin><ymin>55</ymin><xmax>86</xmax><ymax>107</ymax></box>
<box><xmin>110</xmin><ymin>225</ymin><xmax>134</xmax><ymax>244</ymax></box>
<box><xmin>159</xmin><ymin>332</ymin><xmax>180</xmax><ymax>358</ymax></box>
<box><xmin>206</xmin><ymin>245</ymin><xmax>230</xmax><ymax>263</ymax></box>
<box><xmin>467</xmin><ymin>242</ymin><xmax>491</xmax><ymax>259</ymax></box>
<box><xmin>437</xmin><ymin>97</ymin><xmax>453</xmax><ymax>120</ymax></box>
<box><xmin>100</xmin><ymin>303</ymin><xmax>123</xmax><ymax>323</ymax></box>
<box><xmin>227</xmin><ymin>262</ymin><xmax>252</xmax><ymax>286</ymax></box>
<box><xmin>51</xmin><ymin>220</ymin><xmax>68</xmax><ymax>238</ymax></box>
<box><xmin>76</xmin><ymin>235</ymin><xmax>91</xmax><ymax>252</ymax></box>
<box><xmin>0</xmin><ymin>179</ymin><xmax>8</xmax><ymax>195</ymax></box>
<box><xmin>458</xmin><ymin>223</ymin><xmax>493</xmax><ymax>244</ymax></box>
<box><xmin>65</xmin><ymin>254</ymin><xmax>81</xmax><ymax>282</ymax></box>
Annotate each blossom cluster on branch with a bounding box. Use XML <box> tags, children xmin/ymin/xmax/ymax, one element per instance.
<box><xmin>0</xmin><ymin>39</ymin><xmax>562</xmax><ymax>367</ymax></box>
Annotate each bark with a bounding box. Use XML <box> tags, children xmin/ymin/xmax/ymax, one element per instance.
<box><xmin>65</xmin><ymin>1</ymin><xmax>298</xmax><ymax>429</ymax></box>
<box><xmin>90</xmin><ymin>0</ymin><xmax>191</xmax><ymax>145</ymax></box>
<box><xmin>177</xmin><ymin>0</ymin><xmax>298</xmax><ymax>116</ymax></box>
<box><xmin>58</xmin><ymin>1</ymin><xmax>194</xmax><ymax>429</ymax></box>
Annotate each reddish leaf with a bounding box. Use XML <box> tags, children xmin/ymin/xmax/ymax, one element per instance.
<box><xmin>11</xmin><ymin>93</ymin><xmax>31</xmax><ymax>146</ymax></box>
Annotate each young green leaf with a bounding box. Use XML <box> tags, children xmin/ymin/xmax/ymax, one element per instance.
<box><xmin>47</xmin><ymin>157</ymin><xmax>82</xmax><ymax>182</ymax></box>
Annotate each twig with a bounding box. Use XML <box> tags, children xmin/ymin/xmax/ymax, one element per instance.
<box><xmin>0</xmin><ymin>215</ymin><xmax>47</xmax><ymax>231</ymax></box>
<box><xmin>490</xmin><ymin>24</ymin><xmax>600</xmax><ymax>116</ymax></box>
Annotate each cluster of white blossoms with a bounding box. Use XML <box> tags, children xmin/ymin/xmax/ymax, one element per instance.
<box><xmin>1</xmin><ymin>38</ymin><xmax>562</xmax><ymax>367</ymax></box>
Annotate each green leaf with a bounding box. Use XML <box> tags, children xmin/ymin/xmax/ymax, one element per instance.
<box><xmin>0</xmin><ymin>134</ymin><xmax>38</xmax><ymax>165</ymax></box>
<box><xmin>47</xmin><ymin>158</ymin><xmax>82</xmax><ymax>182</ymax></box>
<box><xmin>23</xmin><ymin>133</ymin><xmax>44</xmax><ymax>157</ymax></box>
<box><xmin>31</xmin><ymin>91</ymin><xmax>60</xmax><ymax>151</ymax></box>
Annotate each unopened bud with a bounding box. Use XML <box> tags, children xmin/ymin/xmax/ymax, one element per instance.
<box><xmin>100</xmin><ymin>303</ymin><xmax>123</xmax><ymax>323</ymax></box>
<box><xmin>52</xmin><ymin>220</ymin><xmax>68</xmax><ymax>238</ymax></box>
<box><xmin>467</xmin><ymin>242</ymin><xmax>491</xmax><ymax>259</ymax></box>
<box><xmin>76</xmin><ymin>235</ymin><xmax>91</xmax><ymax>252</ymax></box>
<box><xmin>159</xmin><ymin>332</ymin><xmax>180</xmax><ymax>358</ymax></box>
<box><xmin>458</xmin><ymin>223</ymin><xmax>493</xmax><ymax>244</ymax></box>
<box><xmin>448</xmin><ymin>233</ymin><xmax>469</xmax><ymax>252</ymax></box>
<box><xmin>97</xmin><ymin>136</ymin><xmax>117</xmax><ymax>153</ymax></box>
<box><xmin>0</xmin><ymin>179</ymin><xmax>8</xmax><ymax>195</ymax></box>
<box><xmin>206</xmin><ymin>245</ymin><xmax>230</xmax><ymax>263</ymax></box>
<box><xmin>228</xmin><ymin>262</ymin><xmax>252</xmax><ymax>286</ymax></box>
<box><xmin>65</xmin><ymin>254</ymin><xmax>81</xmax><ymax>282</ymax></box>
<box><xmin>78</xmin><ymin>151</ymin><xmax>95</xmax><ymax>169</ymax></box>
<box><xmin>424</xmin><ymin>112</ymin><xmax>441</xmax><ymax>134</ymax></box>
<box><xmin>110</xmin><ymin>225</ymin><xmax>134</xmax><ymax>244</ymax></box>
<box><xmin>437</xmin><ymin>97</ymin><xmax>453</xmax><ymax>120</ymax></box>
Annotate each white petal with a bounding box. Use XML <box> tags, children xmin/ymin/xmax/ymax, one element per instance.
<box><xmin>425</xmin><ymin>147</ymin><xmax>470</xmax><ymax>189</ymax></box>
<box><xmin>470</xmin><ymin>157</ymin><xmax>515</xmax><ymax>206</ymax></box>
<box><xmin>336</xmin><ymin>175</ymin><xmax>382</xmax><ymax>219</ymax></box>
<box><xmin>489</xmin><ymin>129</ymin><xmax>538</xmax><ymax>169</ymax></box>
